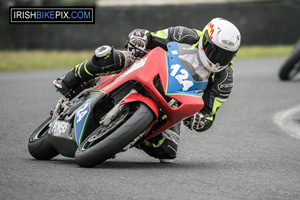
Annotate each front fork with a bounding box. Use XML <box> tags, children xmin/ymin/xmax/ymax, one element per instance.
<box><xmin>52</xmin><ymin>98</ymin><xmax>64</xmax><ymax>121</ymax></box>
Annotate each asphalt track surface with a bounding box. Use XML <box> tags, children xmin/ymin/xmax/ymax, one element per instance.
<box><xmin>1</xmin><ymin>57</ymin><xmax>300</xmax><ymax>200</ymax></box>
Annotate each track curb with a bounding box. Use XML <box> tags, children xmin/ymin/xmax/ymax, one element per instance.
<box><xmin>273</xmin><ymin>104</ymin><xmax>300</xmax><ymax>139</ymax></box>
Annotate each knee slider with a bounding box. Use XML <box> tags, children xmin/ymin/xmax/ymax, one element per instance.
<box><xmin>90</xmin><ymin>45</ymin><xmax>116</xmax><ymax>70</ymax></box>
<box><xmin>94</xmin><ymin>45</ymin><xmax>129</xmax><ymax>69</ymax></box>
<box><xmin>80</xmin><ymin>45</ymin><xmax>130</xmax><ymax>79</ymax></box>
<box><xmin>95</xmin><ymin>45</ymin><xmax>113</xmax><ymax>58</ymax></box>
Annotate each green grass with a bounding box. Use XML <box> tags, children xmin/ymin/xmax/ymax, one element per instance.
<box><xmin>0</xmin><ymin>45</ymin><xmax>293</xmax><ymax>71</ymax></box>
<box><xmin>0</xmin><ymin>50</ymin><xmax>91</xmax><ymax>71</ymax></box>
<box><xmin>236</xmin><ymin>45</ymin><xmax>293</xmax><ymax>59</ymax></box>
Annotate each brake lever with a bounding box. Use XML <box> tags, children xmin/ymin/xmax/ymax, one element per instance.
<box><xmin>183</xmin><ymin>117</ymin><xmax>194</xmax><ymax>130</ymax></box>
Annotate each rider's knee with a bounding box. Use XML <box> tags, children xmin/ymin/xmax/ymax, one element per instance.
<box><xmin>92</xmin><ymin>45</ymin><xmax>130</xmax><ymax>72</ymax></box>
<box><xmin>138</xmin><ymin>134</ymin><xmax>178</xmax><ymax>160</ymax></box>
<box><xmin>77</xmin><ymin>45</ymin><xmax>130</xmax><ymax>80</ymax></box>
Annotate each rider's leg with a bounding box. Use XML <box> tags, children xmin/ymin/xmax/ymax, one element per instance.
<box><xmin>53</xmin><ymin>45</ymin><xmax>131</xmax><ymax>99</ymax></box>
<box><xmin>137</xmin><ymin>123</ymin><xmax>181</xmax><ymax>163</ymax></box>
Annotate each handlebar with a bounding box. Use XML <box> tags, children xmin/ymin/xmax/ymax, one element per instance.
<box><xmin>125</xmin><ymin>40</ymin><xmax>149</xmax><ymax>57</ymax></box>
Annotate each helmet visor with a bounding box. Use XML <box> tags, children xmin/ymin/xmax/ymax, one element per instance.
<box><xmin>202</xmin><ymin>30</ymin><xmax>237</xmax><ymax>66</ymax></box>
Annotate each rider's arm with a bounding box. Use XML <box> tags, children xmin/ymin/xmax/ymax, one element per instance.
<box><xmin>129</xmin><ymin>27</ymin><xmax>201</xmax><ymax>50</ymax></box>
<box><xmin>198</xmin><ymin>63</ymin><xmax>234</xmax><ymax>132</ymax></box>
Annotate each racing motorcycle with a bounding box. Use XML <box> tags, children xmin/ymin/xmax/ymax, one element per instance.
<box><xmin>28</xmin><ymin>42</ymin><xmax>208</xmax><ymax>168</ymax></box>
<box><xmin>279</xmin><ymin>38</ymin><xmax>300</xmax><ymax>80</ymax></box>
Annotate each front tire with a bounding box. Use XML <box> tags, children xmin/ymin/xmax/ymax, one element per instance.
<box><xmin>75</xmin><ymin>102</ymin><xmax>154</xmax><ymax>167</ymax></box>
<box><xmin>28</xmin><ymin>116</ymin><xmax>59</xmax><ymax>160</ymax></box>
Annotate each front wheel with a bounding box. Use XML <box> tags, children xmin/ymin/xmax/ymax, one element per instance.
<box><xmin>28</xmin><ymin>116</ymin><xmax>59</xmax><ymax>160</ymax></box>
<box><xmin>75</xmin><ymin>102</ymin><xmax>155</xmax><ymax>167</ymax></box>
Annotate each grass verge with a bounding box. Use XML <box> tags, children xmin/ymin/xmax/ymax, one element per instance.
<box><xmin>0</xmin><ymin>50</ymin><xmax>91</xmax><ymax>71</ymax></box>
<box><xmin>0</xmin><ymin>45</ymin><xmax>293</xmax><ymax>71</ymax></box>
<box><xmin>237</xmin><ymin>45</ymin><xmax>292</xmax><ymax>59</ymax></box>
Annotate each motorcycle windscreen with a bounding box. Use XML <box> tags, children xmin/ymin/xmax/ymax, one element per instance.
<box><xmin>165</xmin><ymin>42</ymin><xmax>208</xmax><ymax>97</ymax></box>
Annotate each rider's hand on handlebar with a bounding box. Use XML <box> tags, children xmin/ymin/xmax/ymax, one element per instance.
<box><xmin>183</xmin><ymin>112</ymin><xmax>206</xmax><ymax>131</ymax></box>
<box><xmin>127</xmin><ymin>30</ymin><xmax>148</xmax><ymax>60</ymax></box>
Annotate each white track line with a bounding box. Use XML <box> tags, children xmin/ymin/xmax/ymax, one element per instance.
<box><xmin>273</xmin><ymin>104</ymin><xmax>300</xmax><ymax>139</ymax></box>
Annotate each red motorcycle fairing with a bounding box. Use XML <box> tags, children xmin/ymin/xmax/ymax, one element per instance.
<box><xmin>119</xmin><ymin>93</ymin><xmax>159</xmax><ymax>118</ymax></box>
<box><xmin>92</xmin><ymin>44</ymin><xmax>205</xmax><ymax>140</ymax></box>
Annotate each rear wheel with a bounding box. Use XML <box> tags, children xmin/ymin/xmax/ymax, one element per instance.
<box><xmin>28</xmin><ymin>116</ymin><xmax>59</xmax><ymax>160</ymax></box>
<box><xmin>75</xmin><ymin>102</ymin><xmax>154</xmax><ymax>167</ymax></box>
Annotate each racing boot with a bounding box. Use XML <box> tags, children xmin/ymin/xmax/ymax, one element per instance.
<box><xmin>53</xmin><ymin>70</ymin><xmax>79</xmax><ymax>99</ymax></box>
<box><xmin>137</xmin><ymin>123</ymin><xmax>180</xmax><ymax>163</ymax></box>
<box><xmin>53</xmin><ymin>70</ymin><xmax>98</xmax><ymax>100</ymax></box>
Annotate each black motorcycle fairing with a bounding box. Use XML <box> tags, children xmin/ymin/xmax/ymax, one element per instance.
<box><xmin>48</xmin><ymin>91</ymin><xmax>107</xmax><ymax>157</ymax></box>
<box><xmin>47</xmin><ymin>81</ymin><xmax>138</xmax><ymax>157</ymax></box>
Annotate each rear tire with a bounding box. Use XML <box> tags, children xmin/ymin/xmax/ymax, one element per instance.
<box><xmin>28</xmin><ymin>116</ymin><xmax>59</xmax><ymax>160</ymax></box>
<box><xmin>75</xmin><ymin>102</ymin><xmax>154</xmax><ymax>167</ymax></box>
<box><xmin>279</xmin><ymin>48</ymin><xmax>300</xmax><ymax>80</ymax></box>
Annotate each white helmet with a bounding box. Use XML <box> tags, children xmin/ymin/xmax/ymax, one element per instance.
<box><xmin>199</xmin><ymin>18</ymin><xmax>241</xmax><ymax>73</ymax></box>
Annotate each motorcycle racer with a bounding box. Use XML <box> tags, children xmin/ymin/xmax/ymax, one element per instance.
<box><xmin>53</xmin><ymin>18</ymin><xmax>241</xmax><ymax>163</ymax></box>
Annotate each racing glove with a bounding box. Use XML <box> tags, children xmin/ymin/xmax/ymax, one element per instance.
<box><xmin>183</xmin><ymin>111</ymin><xmax>213</xmax><ymax>132</ymax></box>
<box><xmin>127</xmin><ymin>29</ymin><xmax>148</xmax><ymax>60</ymax></box>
